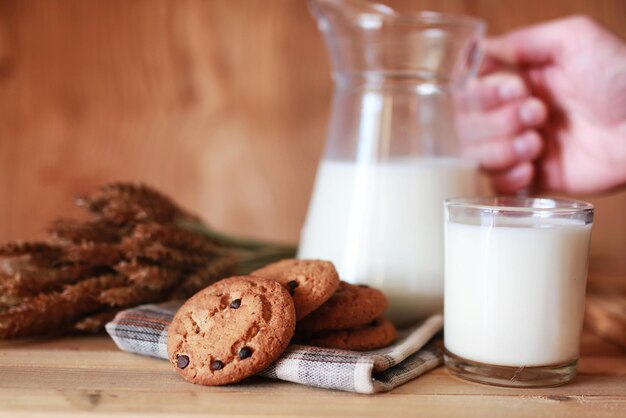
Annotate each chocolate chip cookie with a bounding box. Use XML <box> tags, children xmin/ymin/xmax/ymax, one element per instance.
<box><xmin>251</xmin><ymin>259</ymin><xmax>339</xmax><ymax>320</ymax></box>
<box><xmin>307</xmin><ymin>318</ymin><xmax>397</xmax><ymax>351</ymax></box>
<box><xmin>297</xmin><ymin>281</ymin><xmax>388</xmax><ymax>334</ymax></box>
<box><xmin>166</xmin><ymin>276</ymin><xmax>296</xmax><ymax>386</ymax></box>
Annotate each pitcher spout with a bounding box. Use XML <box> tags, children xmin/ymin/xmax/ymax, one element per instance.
<box><xmin>308</xmin><ymin>0</ymin><xmax>485</xmax><ymax>86</ymax></box>
<box><xmin>309</xmin><ymin>0</ymin><xmax>395</xmax><ymax>32</ymax></box>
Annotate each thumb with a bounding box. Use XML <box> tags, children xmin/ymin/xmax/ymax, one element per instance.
<box><xmin>485</xmin><ymin>16</ymin><xmax>585</xmax><ymax>65</ymax></box>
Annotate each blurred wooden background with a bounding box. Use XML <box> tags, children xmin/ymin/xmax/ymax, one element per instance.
<box><xmin>0</xmin><ymin>0</ymin><xmax>624</xmax><ymax>277</ymax></box>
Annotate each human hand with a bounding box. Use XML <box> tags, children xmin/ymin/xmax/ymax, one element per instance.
<box><xmin>455</xmin><ymin>16</ymin><xmax>626</xmax><ymax>194</ymax></box>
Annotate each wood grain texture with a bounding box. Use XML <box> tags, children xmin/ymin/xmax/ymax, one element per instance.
<box><xmin>0</xmin><ymin>0</ymin><xmax>624</xmax><ymax>275</ymax></box>
<box><xmin>585</xmin><ymin>293</ymin><xmax>626</xmax><ymax>349</ymax></box>
<box><xmin>0</xmin><ymin>331</ymin><xmax>624</xmax><ymax>418</ymax></box>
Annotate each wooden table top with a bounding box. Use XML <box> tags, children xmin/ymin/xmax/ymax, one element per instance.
<box><xmin>0</xmin><ymin>329</ymin><xmax>624</xmax><ymax>418</ymax></box>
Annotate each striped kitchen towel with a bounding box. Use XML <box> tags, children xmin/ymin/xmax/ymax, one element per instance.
<box><xmin>105</xmin><ymin>302</ymin><xmax>443</xmax><ymax>394</ymax></box>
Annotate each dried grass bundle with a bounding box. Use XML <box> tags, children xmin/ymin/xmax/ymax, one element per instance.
<box><xmin>0</xmin><ymin>182</ymin><xmax>295</xmax><ymax>338</ymax></box>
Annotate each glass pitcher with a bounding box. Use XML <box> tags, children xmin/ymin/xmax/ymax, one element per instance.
<box><xmin>299</xmin><ymin>0</ymin><xmax>486</xmax><ymax>326</ymax></box>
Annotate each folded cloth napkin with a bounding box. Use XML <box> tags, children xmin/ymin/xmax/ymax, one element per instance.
<box><xmin>105</xmin><ymin>301</ymin><xmax>443</xmax><ymax>394</ymax></box>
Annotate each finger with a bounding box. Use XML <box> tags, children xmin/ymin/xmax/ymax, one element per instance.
<box><xmin>455</xmin><ymin>72</ymin><xmax>529</xmax><ymax>112</ymax></box>
<box><xmin>485</xmin><ymin>16</ymin><xmax>596</xmax><ymax>65</ymax></box>
<box><xmin>478</xmin><ymin>55</ymin><xmax>519</xmax><ymax>76</ymax></box>
<box><xmin>478</xmin><ymin>55</ymin><xmax>501</xmax><ymax>75</ymax></box>
<box><xmin>457</xmin><ymin>97</ymin><xmax>548</xmax><ymax>143</ymax></box>
<box><xmin>463</xmin><ymin>130</ymin><xmax>543</xmax><ymax>171</ymax></box>
<box><xmin>491</xmin><ymin>162</ymin><xmax>535</xmax><ymax>194</ymax></box>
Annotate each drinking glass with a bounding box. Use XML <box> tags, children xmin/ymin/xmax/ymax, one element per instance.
<box><xmin>444</xmin><ymin>197</ymin><xmax>594</xmax><ymax>387</ymax></box>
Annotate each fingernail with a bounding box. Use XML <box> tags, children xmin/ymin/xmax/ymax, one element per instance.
<box><xmin>513</xmin><ymin>136</ymin><xmax>529</xmax><ymax>157</ymax></box>
<box><xmin>506</xmin><ymin>163</ymin><xmax>531</xmax><ymax>182</ymax></box>
<box><xmin>498</xmin><ymin>81</ymin><xmax>525</xmax><ymax>101</ymax></box>
<box><xmin>519</xmin><ymin>100</ymin><xmax>543</xmax><ymax>126</ymax></box>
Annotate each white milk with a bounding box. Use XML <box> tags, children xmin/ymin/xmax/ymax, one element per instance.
<box><xmin>444</xmin><ymin>217</ymin><xmax>592</xmax><ymax>367</ymax></box>
<box><xmin>298</xmin><ymin>157</ymin><xmax>481</xmax><ymax>326</ymax></box>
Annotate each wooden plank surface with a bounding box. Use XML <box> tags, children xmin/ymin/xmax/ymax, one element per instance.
<box><xmin>0</xmin><ymin>331</ymin><xmax>624</xmax><ymax>418</ymax></box>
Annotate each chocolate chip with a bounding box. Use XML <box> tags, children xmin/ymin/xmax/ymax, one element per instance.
<box><xmin>230</xmin><ymin>298</ymin><xmax>241</xmax><ymax>309</ymax></box>
<box><xmin>287</xmin><ymin>280</ymin><xmax>299</xmax><ymax>296</ymax></box>
<box><xmin>211</xmin><ymin>360</ymin><xmax>224</xmax><ymax>371</ymax></box>
<box><xmin>238</xmin><ymin>346</ymin><xmax>253</xmax><ymax>359</ymax></box>
<box><xmin>176</xmin><ymin>354</ymin><xmax>189</xmax><ymax>369</ymax></box>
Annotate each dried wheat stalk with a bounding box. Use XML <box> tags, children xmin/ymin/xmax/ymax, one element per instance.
<box><xmin>0</xmin><ymin>182</ymin><xmax>294</xmax><ymax>338</ymax></box>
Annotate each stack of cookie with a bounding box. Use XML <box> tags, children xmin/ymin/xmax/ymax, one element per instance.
<box><xmin>166</xmin><ymin>259</ymin><xmax>396</xmax><ymax>386</ymax></box>
<box><xmin>252</xmin><ymin>259</ymin><xmax>396</xmax><ymax>351</ymax></box>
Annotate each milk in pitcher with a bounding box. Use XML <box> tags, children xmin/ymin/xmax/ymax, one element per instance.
<box><xmin>298</xmin><ymin>157</ymin><xmax>481</xmax><ymax>326</ymax></box>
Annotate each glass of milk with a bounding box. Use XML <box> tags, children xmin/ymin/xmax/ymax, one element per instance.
<box><xmin>444</xmin><ymin>197</ymin><xmax>594</xmax><ymax>387</ymax></box>
<box><xmin>301</xmin><ymin>0</ymin><xmax>486</xmax><ymax>326</ymax></box>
